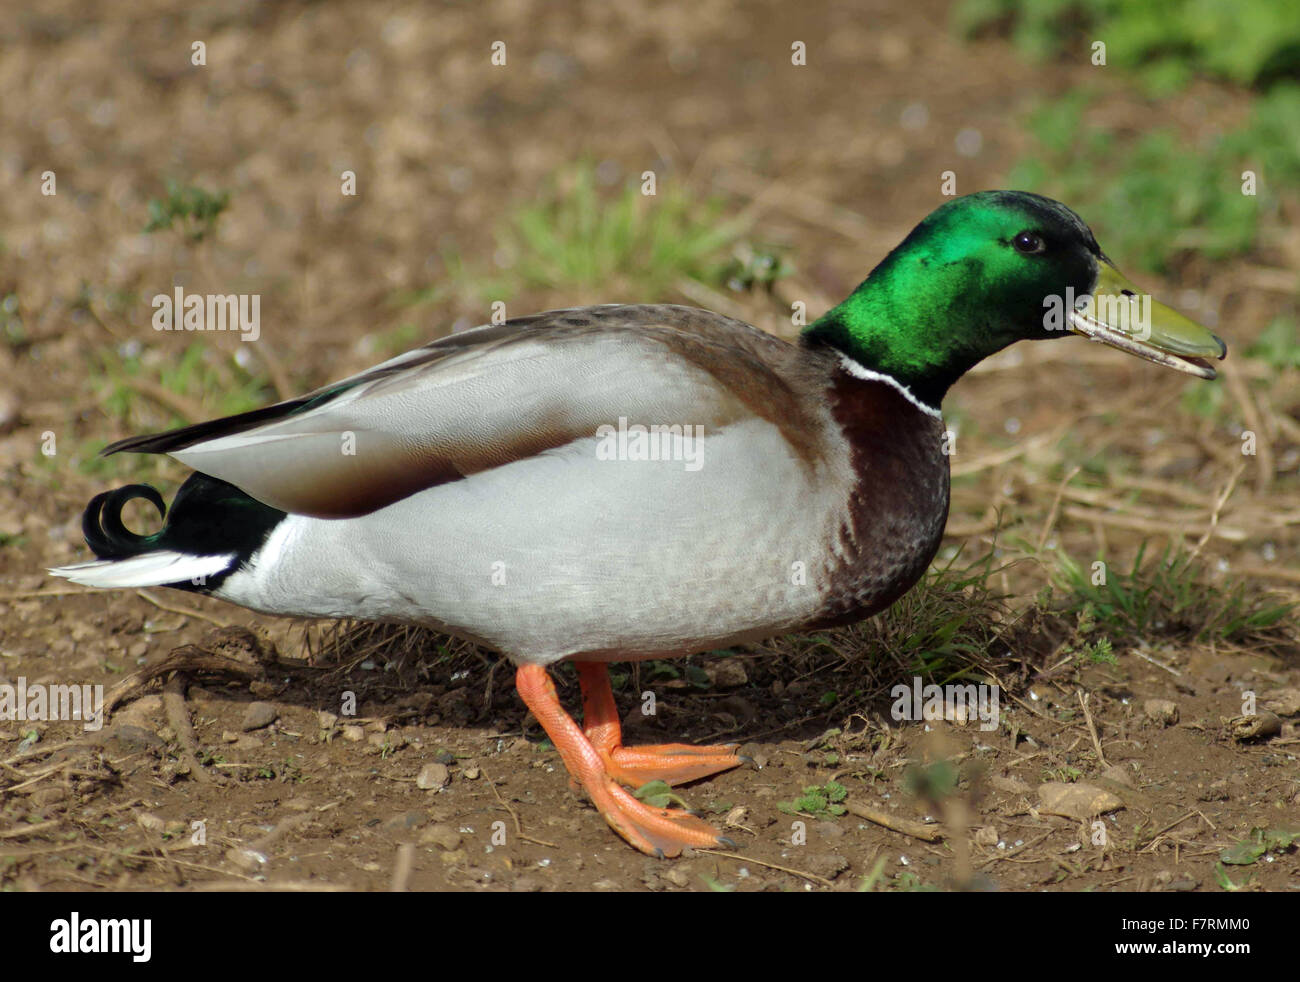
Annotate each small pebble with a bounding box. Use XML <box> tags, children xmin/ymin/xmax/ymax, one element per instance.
<box><xmin>382</xmin><ymin>811</ymin><xmax>426</xmax><ymax>833</ymax></box>
<box><xmin>1100</xmin><ymin>763</ymin><xmax>1136</xmax><ymax>788</ymax></box>
<box><xmin>664</xmin><ymin>868</ymin><xmax>690</xmax><ymax>887</ymax></box>
<box><xmin>814</xmin><ymin>820</ymin><xmax>843</xmax><ymax>840</ymax></box>
<box><xmin>724</xmin><ymin>805</ymin><xmax>749</xmax><ymax>827</ymax></box>
<box><xmin>420</xmin><ymin>824</ymin><xmax>462</xmax><ymax>850</ymax></box>
<box><xmin>1143</xmin><ymin>699</ymin><xmax>1179</xmax><ymax>727</ymax></box>
<box><xmin>242</xmin><ymin>701</ymin><xmax>278</xmax><ymax>731</ymax></box>
<box><xmin>706</xmin><ymin>658</ymin><xmax>749</xmax><ymax>688</ymax></box>
<box><xmin>417</xmin><ymin>762</ymin><xmax>450</xmax><ymax>790</ymax></box>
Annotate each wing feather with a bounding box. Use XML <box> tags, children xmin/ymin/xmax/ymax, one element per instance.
<box><xmin>108</xmin><ymin>305</ymin><xmax>818</xmax><ymax>518</ymax></box>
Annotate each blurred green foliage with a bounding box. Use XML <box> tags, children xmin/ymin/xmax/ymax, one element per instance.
<box><xmin>1244</xmin><ymin>315</ymin><xmax>1300</xmax><ymax>370</ymax></box>
<box><xmin>1007</xmin><ymin>86</ymin><xmax>1300</xmax><ymax>271</ymax></box>
<box><xmin>86</xmin><ymin>341</ymin><xmax>270</xmax><ymax>477</ymax></box>
<box><xmin>1181</xmin><ymin>315</ymin><xmax>1300</xmax><ymax>418</ymax></box>
<box><xmin>395</xmin><ymin>161</ymin><xmax>763</xmax><ymax>310</ymax></box>
<box><xmin>144</xmin><ymin>181</ymin><xmax>230</xmax><ymax>242</ymax></box>
<box><xmin>499</xmin><ymin>162</ymin><xmax>749</xmax><ymax>296</ymax></box>
<box><xmin>954</xmin><ymin>0</ymin><xmax>1300</xmax><ymax>93</ymax></box>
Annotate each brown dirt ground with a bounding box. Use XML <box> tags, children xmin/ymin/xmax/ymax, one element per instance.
<box><xmin>1</xmin><ymin>0</ymin><xmax>1297</xmax><ymax>892</ymax></box>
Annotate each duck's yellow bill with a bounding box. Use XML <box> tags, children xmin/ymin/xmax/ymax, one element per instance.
<box><xmin>1069</xmin><ymin>264</ymin><xmax>1227</xmax><ymax>379</ymax></box>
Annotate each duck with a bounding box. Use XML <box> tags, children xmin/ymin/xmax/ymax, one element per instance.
<box><xmin>51</xmin><ymin>190</ymin><xmax>1226</xmax><ymax>857</ymax></box>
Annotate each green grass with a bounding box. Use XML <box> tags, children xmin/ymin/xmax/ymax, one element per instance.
<box><xmin>903</xmin><ymin>758</ymin><xmax>960</xmax><ymax>802</ymax></box>
<box><xmin>395</xmin><ymin>161</ymin><xmax>762</xmax><ymax>310</ymax></box>
<box><xmin>1243</xmin><ymin>315</ymin><xmax>1300</xmax><ymax>371</ymax></box>
<box><xmin>1213</xmin><ymin>862</ymin><xmax>1253</xmax><ymax>891</ymax></box>
<box><xmin>500</xmin><ymin>162</ymin><xmax>749</xmax><ymax>295</ymax></box>
<box><xmin>98</xmin><ymin>341</ymin><xmax>268</xmax><ymax>421</ymax></box>
<box><xmin>144</xmin><ymin>180</ymin><xmax>230</xmax><ymax>242</ymax></box>
<box><xmin>1181</xmin><ymin>314</ymin><xmax>1298</xmax><ymax>419</ymax></box>
<box><xmin>847</xmin><ymin>535</ymin><xmax>1294</xmax><ymax>696</ymax></box>
<box><xmin>80</xmin><ymin>341</ymin><xmax>271</xmax><ymax>477</ymax></box>
<box><xmin>1051</xmin><ymin>542</ymin><xmax>1295</xmax><ymax>647</ymax></box>
<box><xmin>954</xmin><ymin>0</ymin><xmax>1300</xmax><ymax>93</ymax></box>
<box><xmin>1007</xmin><ymin>86</ymin><xmax>1300</xmax><ymax>273</ymax></box>
<box><xmin>1219</xmin><ymin>824</ymin><xmax>1300</xmax><ymax>865</ymax></box>
<box><xmin>1042</xmin><ymin>764</ymin><xmax>1084</xmax><ymax>783</ymax></box>
<box><xmin>858</xmin><ymin>547</ymin><xmax>1010</xmax><ymax>684</ymax></box>
<box><xmin>369</xmin><ymin>321</ymin><xmax>425</xmax><ymax>360</ymax></box>
<box><xmin>885</xmin><ymin>870</ymin><xmax>939</xmax><ymax>892</ymax></box>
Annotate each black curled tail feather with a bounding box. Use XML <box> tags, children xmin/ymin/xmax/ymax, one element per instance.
<box><xmin>83</xmin><ymin>484</ymin><xmax>167</xmax><ymax>559</ymax></box>
<box><xmin>79</xmin><ymin>473</ymin><xmax>288</xmax><ymax>589</ymax></box>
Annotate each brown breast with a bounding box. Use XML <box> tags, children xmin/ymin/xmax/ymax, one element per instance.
<box><xmin>805</xmin><ymin>365</ymin><xmax>951</xmax><ymax>629</ymax></box>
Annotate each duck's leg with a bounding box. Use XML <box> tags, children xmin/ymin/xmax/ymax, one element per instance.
<box><xmin>516</xmin><ymin>664</ymin><xmax>732</xmax><ymax>857</ymax></box>
<box><xmin>575</xmin><ymin>661</ymin><xmax>747</xmax><ymax>787</ymax></box>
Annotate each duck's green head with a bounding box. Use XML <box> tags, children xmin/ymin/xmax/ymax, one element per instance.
<box><xmin>805</xmin><ymin>190</ymin><xmax>1227</xmax><ymax>411</ymax></box>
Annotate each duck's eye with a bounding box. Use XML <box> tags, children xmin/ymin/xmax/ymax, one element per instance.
<box><xmin>1013</xmin><ymin>231</ymin><xmax>1045</xmax><ymax>255</ymax></box>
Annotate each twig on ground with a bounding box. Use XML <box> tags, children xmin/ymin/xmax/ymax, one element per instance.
<box><xmin>845</xmin><ymin>800</ymin><xmax>945</xmax><ymax>842</ymax></box>
<box><xmin>163</xmin><ymin>674</ymin><xmax>224</xmax><ymax>785</ymax></box>
<box><xmin>1038</xmin><ymin>466</ymin><xmax>1081</xmax><ymax>550</ymax></box>
<box><xmin>103</xmin><ymin>644</ymin><xmax>265</xmax><ymax>717</ymax></box>
<box><xmin>698</xmin><ymin>849</ymin><xmax>835</xmax><ymax>888</ymax></box>
<box><xmin>136</xmin><ymin>589</ymin><xmax>234</xmax><ymax>629</ymax></box>
<box><xmin>481</xmin><ymin>767</ymin><xmax>557</xmax><ymax>848</ymax></box>
<box><xmin>1077</xmin><ymin>690</ymin><xmax>1109</xmax><ymax>768</ymax></box>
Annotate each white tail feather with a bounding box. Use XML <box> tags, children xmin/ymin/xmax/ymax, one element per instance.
<box><xmin>49</xmin><ymin>551</ymin><xmax>235</xmax><ymax>589</ymax></box>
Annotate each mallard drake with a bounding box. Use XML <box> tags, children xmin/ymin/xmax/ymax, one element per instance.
<box><xmin>52</xmin><ymin>191</ymin><xmax>1226</xmax><ymax>857</ymax></box>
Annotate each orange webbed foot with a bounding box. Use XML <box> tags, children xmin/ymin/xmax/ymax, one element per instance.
<box><xmin>575</xmin><ymin>661</ymin><xmax>748</xmax><ymax>787</ymax></box>
<box><xmin>589</xmin><ymin>778</ymin><xmax>733</xmax><ymax>857</ymax></box>
<box><xmin>515</xmin><ymin>662</ymin><xmax>739</xmax><ymax>858</ymax></box>
<box><xmin>601</xmin><ymin>742</ymin><xmax>748</xmax><ymax>787</ymax></box>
